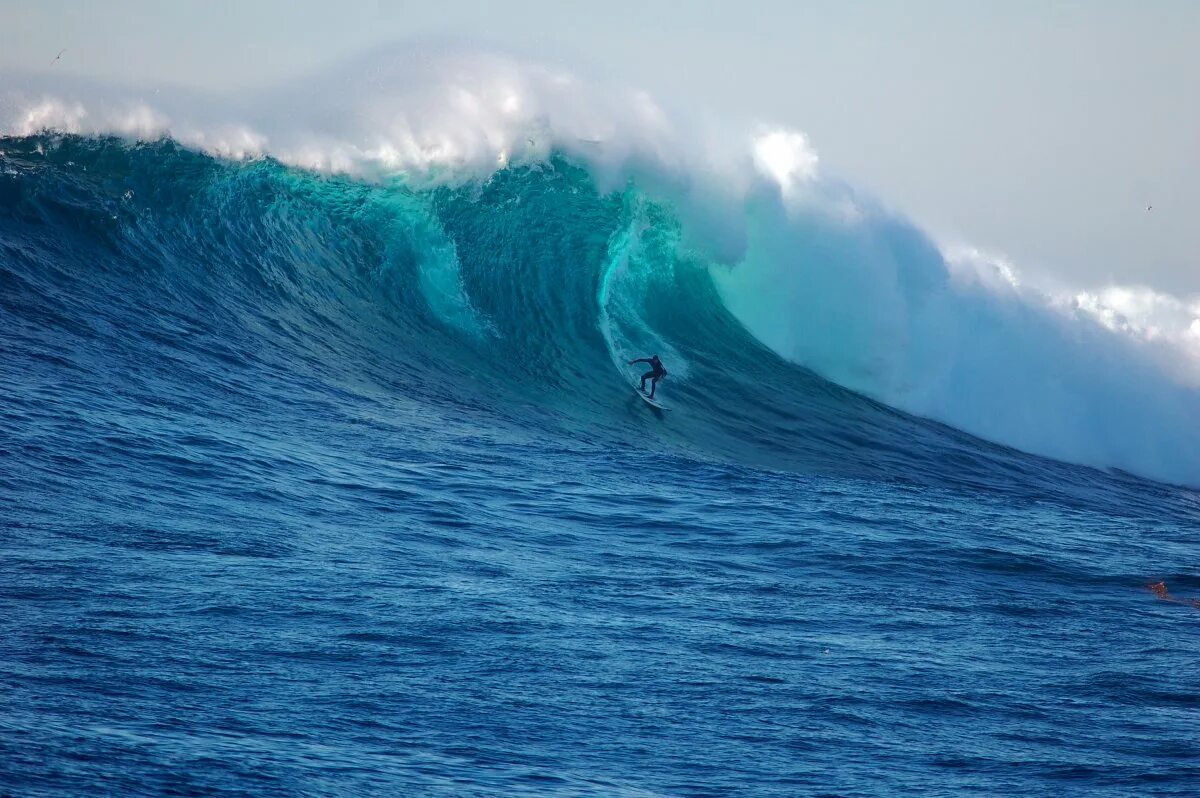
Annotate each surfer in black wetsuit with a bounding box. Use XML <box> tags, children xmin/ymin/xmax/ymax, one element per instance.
<box><xmin>629</xmin><ymin>355</ymin><xmax>667</xmax><ymax>399</ymax></box>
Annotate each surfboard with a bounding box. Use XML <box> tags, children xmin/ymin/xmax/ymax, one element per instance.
<box><xmin>634</xmin><ymin>386</ymin><xmax>669</xmax><ymax>410</ymax></box>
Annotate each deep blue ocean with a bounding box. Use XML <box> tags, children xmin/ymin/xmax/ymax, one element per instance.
<box><xmin>2</xmin><ymin>134</ymin><xmax>1198</xmax><ymax>797</ymax></box>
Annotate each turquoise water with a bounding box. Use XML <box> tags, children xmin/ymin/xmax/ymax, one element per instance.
<box><xmin>1</xmin><ymin>136</ymin><xmax>1198</xmax><ymax>796</ymax></box>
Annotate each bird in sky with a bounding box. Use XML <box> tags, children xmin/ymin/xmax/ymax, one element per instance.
<box><xmin>50</xmin><ymin>49</ymin><xmax>66</xmax><ymax>67</ymax></box>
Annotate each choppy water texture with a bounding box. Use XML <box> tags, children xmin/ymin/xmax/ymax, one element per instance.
<box><xmin>2</xmin><ymin>136</ymin><xmax>1198</xmax><ymax>797</ymax></box>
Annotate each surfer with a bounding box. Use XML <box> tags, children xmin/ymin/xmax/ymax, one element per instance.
<box><xmin>629</xmin><ymin>355</ymin><xmax>667</xmax><ymax>399</ymax></box>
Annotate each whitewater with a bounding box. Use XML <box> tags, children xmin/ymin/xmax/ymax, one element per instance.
<box><xmin>2</xmin><ymin>48</ymin><xmax>1198</xmax><ymax>797</ymax></box>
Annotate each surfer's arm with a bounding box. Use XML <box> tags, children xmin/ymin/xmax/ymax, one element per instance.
<box><xmin>628</xmin><ymin>358</ymin><xmax>650</xmax><ymax>365</ymax></box>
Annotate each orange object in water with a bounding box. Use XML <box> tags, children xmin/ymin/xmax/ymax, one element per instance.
<box><xmin>1147</xmin><ymin>580</ymin><xmax>1200</xmax><ymax>609</ymax></box>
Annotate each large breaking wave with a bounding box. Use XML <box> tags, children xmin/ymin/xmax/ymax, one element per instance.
<box><xmin>2</xmin><ymin>46</ymin><xmax>1198</xmax><ymax>488</ymax></box>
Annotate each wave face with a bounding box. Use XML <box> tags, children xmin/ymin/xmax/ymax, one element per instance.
<box><xmin>0</xmin><ymin>132</ymin><xmax>1191</xmax><ymax>502</ymax></box>
<box><xmin>3</xmin><ymin>53</ymin><xmax>1200</xmax><ymax>796</ymax></box>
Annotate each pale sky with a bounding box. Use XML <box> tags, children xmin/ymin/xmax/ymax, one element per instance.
<box><xmin>4</xmin><ymin>0</ymin><xmax>1198</xmax><ymax>294</ymax></box>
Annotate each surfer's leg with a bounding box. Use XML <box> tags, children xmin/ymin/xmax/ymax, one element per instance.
<box><xmin>640</xmin><ymin>370</ymin><xmax>654</xmax><ymax>392</ymax></box>
<box><xmin>648</xmin><ymin>377</ymin><xmax>659</xmax><ymax>398</ymax></box>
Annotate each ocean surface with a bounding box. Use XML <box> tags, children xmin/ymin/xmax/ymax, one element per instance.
<box><xmin>2</xmin><ymin>127</ymin><xmax>1198</xmax><ymax>797</ymax></box>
